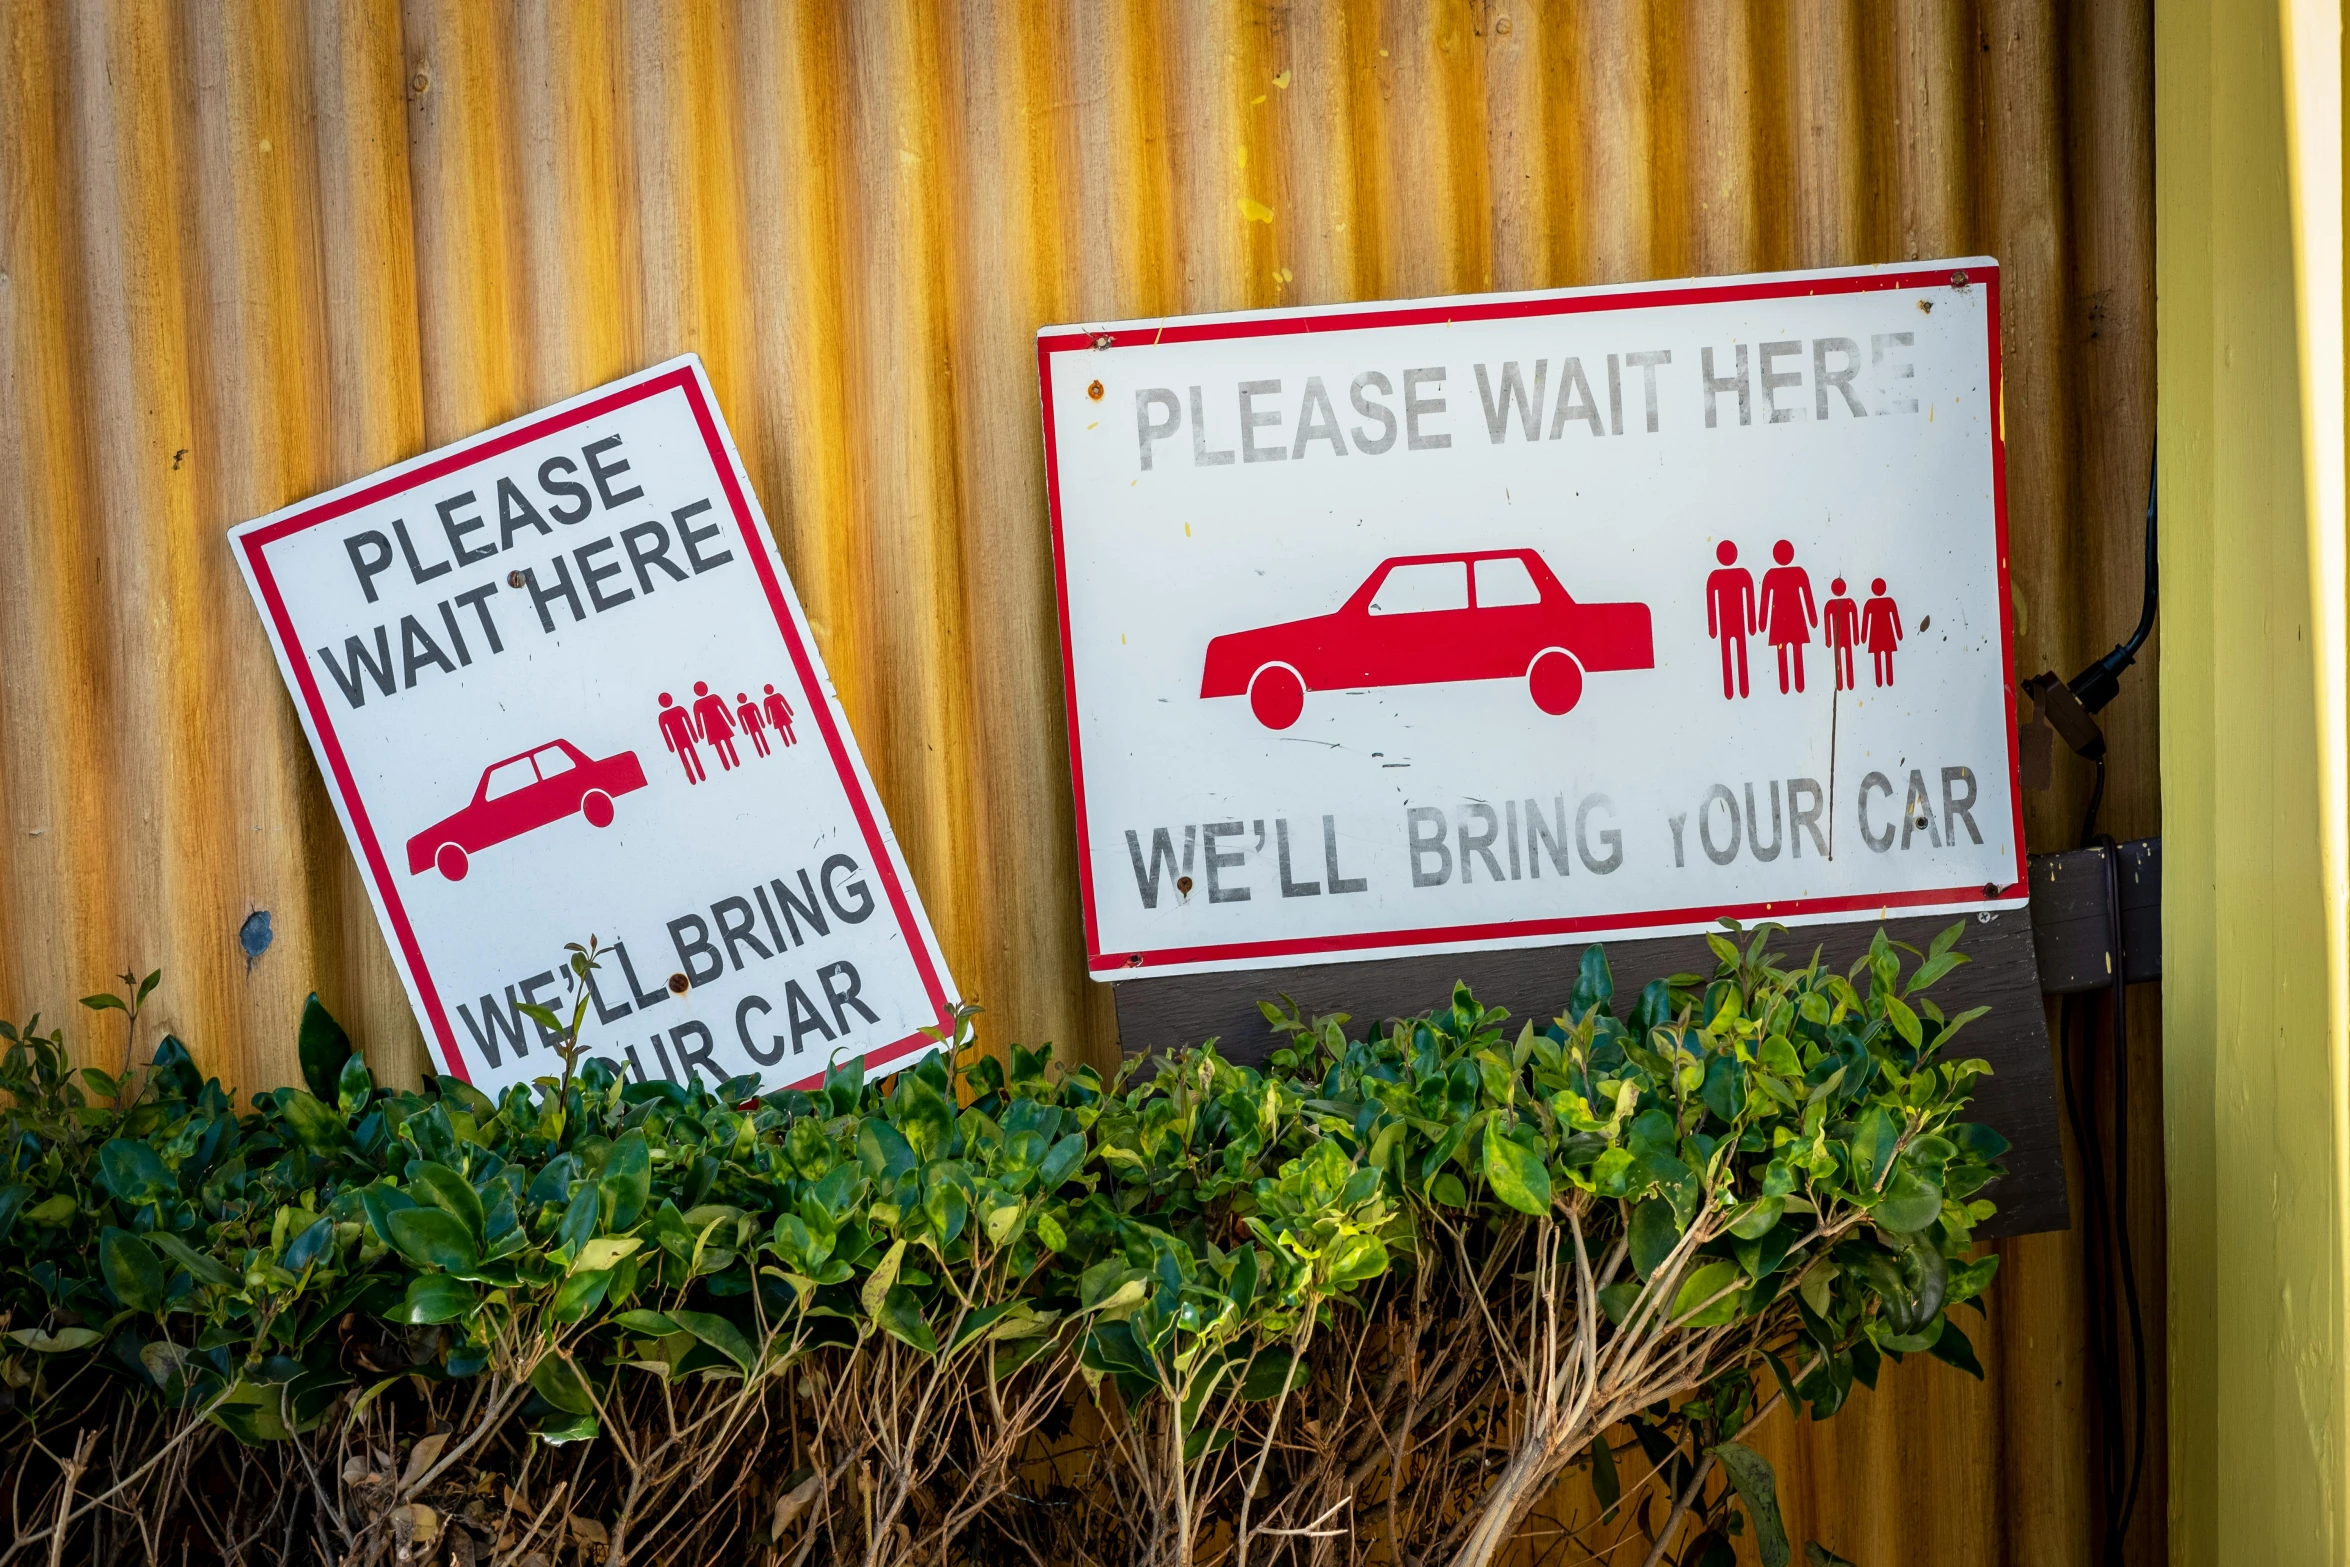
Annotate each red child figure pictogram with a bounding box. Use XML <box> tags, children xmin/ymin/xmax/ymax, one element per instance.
<box><xmin>1705</xmin><ymin>541</ymin><xmax>1756</xmax><ymax>700</ymax></box>
<box><xmin>691</xmin><ymin>680</ymin><xmax>740</xmax><ymax>770</ymax></box>
<box><xmin>762</xmin><ymin>683</ymin><xmax>797</xmax><ymax>747</ymax></box>
<box><xmin>1757</xmin><ymin>539</ymin><xmax>1817</xmax><ymax>694</ymax></box>
<box><xmin>736</xmin><ymin>691</ymin><xmax>771</xmax><ymax>758</ymax></box>
<box><xmin>1823</xmin><ymin>577</ymin><xmax>1861</xmax><ymax>692</ymax></box>
<box><xmin>656</xmin><ymin>692</ymin><xmax>705</xmax><ymax>784</ymax></box>
<box><xmin>1862</xmin><ymin>578</ymin><xmax>1904</xmax><ymax>686</ymax></box>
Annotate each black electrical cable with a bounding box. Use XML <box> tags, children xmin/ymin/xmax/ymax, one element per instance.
<box><xmin>2055</xmin><ymin>993</ymin><xmax>2122</xmax><ymax>1553</ymax></box>
<box><xmin>2068</xmin><ymin>456</ymin><xmax>2160</xmax><ymax>723</ymax></box>
<box><xmin>2097</xmin><ymin>835</ymin><xmax>2147</xmax><ymax>1563</ymax></box>
<box><xmin>2054</xmin><ymin>454</ymin><xmax>2154</xmax><ymax>1566</ymax></box>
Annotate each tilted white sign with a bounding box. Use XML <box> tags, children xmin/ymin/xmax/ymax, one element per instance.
<box><xmin>233</xmin><ymin>357</ymin><xmax>956</xmax><ymax>1093</ymax></box>
<box><xmin>1039</xmin><ymin>260</ymin><xmax>2025</xmax><ymax>979</ymax></box>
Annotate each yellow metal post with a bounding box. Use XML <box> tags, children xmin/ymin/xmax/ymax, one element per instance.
<box><xmin>2158</xmin><ymin>0</ymin><xmax>2347</xmax><ymax>1556</ymax></box>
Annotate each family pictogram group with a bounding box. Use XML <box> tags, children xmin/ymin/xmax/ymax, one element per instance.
<box><xmin>656</xmin><ymin>680</ymin><xmax>798</xmax><ymax>783</ymax></box>
<box><xmin>1705</xmin><ymin>539</ymin><xmax>1904</xmax><ymax>699</ymax></box>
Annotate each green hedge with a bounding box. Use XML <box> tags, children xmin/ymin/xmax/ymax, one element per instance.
<box><xmin>0</xmin><ymin>923</ymin><xmax>2004</xmax><ymax>1566</ymax></box>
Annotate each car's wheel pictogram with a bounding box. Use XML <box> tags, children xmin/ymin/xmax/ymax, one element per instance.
<box><xmin>408</xmin><ymin>740</ymin><xmax>648</xmax><ymax>881</ymax></box>
<box><xmin>1200</xmin><ymin>549</ymin><xmax>1652</xmax><ymax>728</ymax></box>
<box><xmin>1526</xmin><ymin>647</ymin><xmax>1585</xmax><ymax>715</ymax></box>
<box><xmin>1248</xmin><ymin>663</ymin><xmax>1306</xmax><ymax>730</ymax></box>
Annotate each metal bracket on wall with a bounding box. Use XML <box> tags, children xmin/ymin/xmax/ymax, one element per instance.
<box><xmin>2028</xmin><ymin>837</ymin><xmax>2160</xmax><ymax>993</ymax></box>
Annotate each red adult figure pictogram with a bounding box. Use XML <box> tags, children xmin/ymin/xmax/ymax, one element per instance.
<box><xmin>1757</xmin><ymin>539</ymin><xmax>1817</xmax><ymax>694</ymax></box>
<box><xmin>656</xmin><ymin>693</ymin><xmax>705</xmax><ymax>784</ymax></box>
<box><xmin>1823</xmin><ymin>577</ymin><xmax>1861</xmax><ymax>692</ymax></box>
<box><xmin>1862</xmin><ymin>578</ymin><xmax>1904</xmax><ymax>686</ymax></box>
<box><xmin>1704</xmin><ymin>541</ymin><xmax>1756</xmax><ymax>700</ymax></box>
<box><xmin>762</xmin><ymin>683</ymin><xmax>798</xmax><ymax>746</ymax></box>
<box><xmin>691</xmin><ymin>679</ymin><xmax>740</xmax><ymax>770</ymax></box>
<box><xmin>736</xmin><ymin>691</ymin><xmax>772</xmax><ymax>758</ymax></box>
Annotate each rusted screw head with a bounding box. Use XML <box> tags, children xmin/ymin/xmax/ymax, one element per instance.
<box><xmin>667</xmin><ymin>972</ymin><xmax>690</xmax><ymax>996</ymax></box>
<box><xmin>1087</xmin><ymin>379</ymin><xmax>1105</xmax><ymax>401</ymax></box>
<box><xmin>1176</xmin><ymin>875</ymin><xmax>1194</xmax><ymax>896</ymax></box>
<box><xmin>508</xmin><ymin>569</ymin><xmax>526</xmax><ymax>588</ymax></box>
<box><xmin>1982</xmin><ymin>881</ymin><xmax>2000</xmax><ymax>898</ymax></box>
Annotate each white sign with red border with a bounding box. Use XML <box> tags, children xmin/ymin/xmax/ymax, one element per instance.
<box><xmin>232</xmin><ymin>356</ymin><xmax>957</xmax><ymax>1093</ymax></box>
<box><xmin>1039</xmin><ymin>259</ymin><xmax>2025</xmax><ymax>980</ymax></box>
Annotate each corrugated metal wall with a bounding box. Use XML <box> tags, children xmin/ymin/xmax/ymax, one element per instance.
<box><xmin>0</xmin><ymin>2</ymin><xmax>2158</xmax><ymax>1561</ymax></box>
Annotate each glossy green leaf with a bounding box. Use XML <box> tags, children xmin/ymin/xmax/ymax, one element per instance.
<box><xmin>297</xmin><ymin>993</ymin><xmax>353</xmax><ymax>1103</ymax></box>
<box><xmin>386</xmin><ymin>1206</ymin><xmax>478</xmax><ymax>1272</ymax></box>
<box><xmin>207</xmin><ymin>1380</ymin><xmax>294</xmax><ymax>1446</ymax></box>
<box><xmin>1670</xmin><ymin>1259</ymin><xmax>1745</xmax><ymax>1328</ymax></box>
<box><xmin>1629</xmin><ymin>1198</ymin><xmax>1679</xmax><ymax>1278</ymax></box>
<box><xmin>408</xmin><ymin>1161</ymin><xmax>485</xmax><ymax>1246</ymax></box>
<box><xmin>1709</xmin><ymin>1440</ymin><xmax>1791</xmax><ymax>1567</ymax></box>
<box><xmin>555</xmin><ymin>1187</ymin><xmax>598</xmax><ymax>1263</ymax></box>
<box><xmin>1926</xmin><ymin>1317</ymin><xmax>1984</xmax><ymax>1378</ymax></box>
<box><xmin>1482</xmin><ymin>1122</ymin><xmax>1552</xmax><ymax>1216</ymax></box>
<box><xmin>671</xmin><ymin>1308</ymin><xmax>756</xmax><ymax>1372</ymax></box>
<box><xmin>279</xmin><ymin>1089</ymin><xmax>348</xmax><ymax>1153</ymax></box>
<box><xmin>876</xmin><ymin>1287</ymin><xmax>937</xmax><ymax>1355</ymax></box>
<box><xmin>1038</xmin><ymin>1131</ymin><xmax>1087</xmax><ymax>1190</ymax></box>
<box><xmin>1590</xmin><ymin>1432</ymin><xmax>1621</xmax><ymax>1516</ymax></box>
<box><xmin>551</xmin><ymin>1267</ymin><xmax>612</xmax><ymax>1324</ymax></box>
<box><xmin>1871</xmin><ymin>1167</ymin><xmax>1943</xmax><ymax>1232</ymax></box>
<box><xmin>397</xmin><ymin>1274</ymin><xmax>476</xmax><ymax>1325</ymax></box>
<box><xmin>535</xmin><ymin>1412</ymin><xmax>600</xmax><ymax>1444</ymax></box>
<box><xmin>100</xmin><ymin>1227</ymin><xmax>167</xmax><ymax>1315</ymax></box>
<box><xmin>337</xmin><ymin>1052</ymin><xmax>376</xmax><ymax>1118</ymax></box>
<box><xmin>282</xmin><ymin>1215</ymin><xmax>336</xmax><ymax>1273</ymax></box>
<box><xmin>150</xmin><ymin>1229</ymin><xmax>239</xmax><ymax>1288</ymax></box>
<box><xmin>893</xmin><ymin>1074</ymin><xmax>957</xmax><ymax>1163</ymax></box>
<box><xmin>99</xmin><ymin>1138</ymin><xmax>174</xmax><ymax>1204</ymax></box>
<box><xmin>600</xmin><ymin>1130</ymin><xmax>651</xmax><ymax>1229</ymax></box>
<box><xmin>1325</xmin><ymin>1232</ymin><xmax>1388</xmax><ymax>1286</ymax></box>
<box><xmin>863</xmin><ymin>1238</ymin><xmax>908</xmax><ymax>1321</ymax></box>
<box><xmin>530</xmin><ymin>1355</ymin><xmax>596</xmax><ymax>1415</ymax></box>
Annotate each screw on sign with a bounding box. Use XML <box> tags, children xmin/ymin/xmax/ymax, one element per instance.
<box><xmin>1199</xmin><ymin>547</ymin><xmax>1653</xmax><ymax>729</ymax></box>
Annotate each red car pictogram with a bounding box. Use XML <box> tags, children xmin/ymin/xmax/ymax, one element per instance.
<box><xmin>407</xmin><ymin>739</ymin><xmax>649</xmax><ymax>881</ymax></box>
<box><xmin>1200</xmin><ymin>549</ymin><xmax>1654</xmax><ymax>729</ymax></box>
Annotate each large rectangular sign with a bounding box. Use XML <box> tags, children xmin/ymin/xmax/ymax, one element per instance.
<box><xmin>1039</xmin><ymin>260</ymin><xmax>2024</xmax><ymax>978</ymax></box>
<box><xmin>233</xmin><ymin>357</ymin><xmax>957</xmax><ymax>1092</ymax></box>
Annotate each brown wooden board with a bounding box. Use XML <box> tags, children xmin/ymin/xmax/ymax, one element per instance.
<box><xmin>1112</xmin><ymin>908</ymin><xmax>2069</xmax><ymax>1238</ymax></box>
